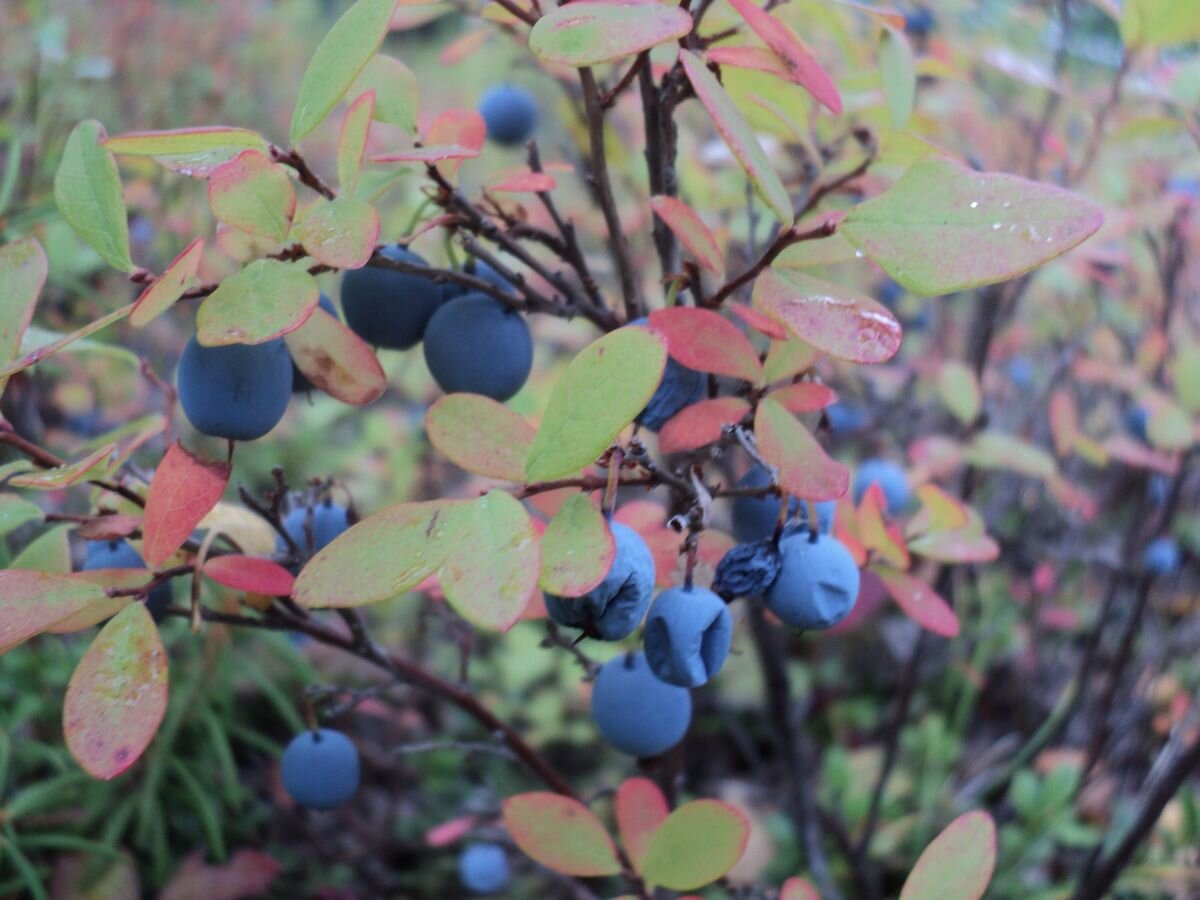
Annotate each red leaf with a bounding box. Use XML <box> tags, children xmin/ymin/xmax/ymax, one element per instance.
<box><xmin>728</xmin><ymin>302</ymin><xmax>788</xmax><ymax>340</ymax></box>
<box><xmin>781</xmin><ymin>877</ymin><xmax>821</xmax><ymax>900</ymax></box>
<box><xmin>858</xmin><ymin>484</ymin><xmax>910</xmax><ymax>569</ymax></box>
<box><xmin>649</xmin><ymin>196</ymin><xmax>725</xmax><ymax>278</ymax></box>
<box><xmin>755</xmin><ymin>398</ymin><xmax>849</xmax><ymax>501</ymax></box>
<box><xmin>142</xmin><ymin>442</ymin><xmax>231</xmax><ymax>568</ymax></box>
<box><xmin>707</xmin><ymin>45</ymin><xmax>793</xmax><ymax>80</ymax></box>
<box><xmin>162</xmin><ymin>850</ymin><xmax>281</xmax><ymax>900</ymax></box>
<box><xmin>502</xmin><ymin>793</ymin><xmax>621</xmax><ymax>877</ymax></box>
<box><xmin>726</xmin><ymin>0</ymin><xmax>843</xmax><ymax>113</ymax></box>
<box><xmin>875</xmin><ymin>566</ymin><xmax>959</xmax><ymax>637</ymax></box>
<box><xmin>659</xmin><ymin>397</ymin><xmax>751</xmax><ymax>454</ymax></box>
<box><xmin>0</xmin><ymin>572</ymin><xmax>107</xmax><ymax>653</ymax></box>
<box><xmin>491</xmin><ymin>171</ymin><xmax>557</xmax><ymax>193</ymax></box>
<box><xmin>647</xmin><ymin>307</ymin><xmax>764</xmax><ymax>383</ymax></box>
<box><xmin>284</xmin><ymin>304</ymin><xmax>387</xmax><ymax>405</ymax></box>
<box><xmin>203</xmin><ymin>556</ymin><xmax>295</xmax><ymax>596</ymax></box>
<box><xmin>371</xmin><ymin>144</ymin><xmax>480</xmax><ymax>163</ymax></box>
<box><xmin>769</xmin><ymin>381</ymin><xmax>837</xmax><ymax>413</ymax></box>
<box><xmin>423</xmin><ymin>108</ymin><xmax>487</xmax><ymax>177</ymax></box>
<box><xmin>616</xmin><ymin>778</ymin><xmax>670</xmax><ymax>873</ymax></box>
<box><xmin>424</xmin><ymin>816</ymin><xmax>479</xmax><ymax>848</ymax></box>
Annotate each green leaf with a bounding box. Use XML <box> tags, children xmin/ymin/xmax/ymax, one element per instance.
<box><xmin>755</xmin><ymin>398</ymin><xmax>848</xmax><ymax>501</ymax></box>
<box><xmin>679</xmin><ymin>50</ymin><xmax>793</xmax><ymax>223</ymax></box>
<box><xmin>615</xmin><ymin>777</ymin><xmax>669</xmax><ymax>874</ymax></box>
<box><xmin>0</xmin><ymin>237</ymin><xmax>47</xmax><ymax>396</ymax></box>
<box><xmin>538</xmin><ymin>494</ymin><xmax>615</xmax><ymax>597</ymax></box>
<box><xmin>338</xmin><ymin>91</ymin><xmax>375</xmax><ymax>194</ymax></box>
<box><xmin>1</xmin><ymin>305</ymin><xmax>135</xmax><ymax>381</ymax></box>
<box><xmin>0</xmin><ymin>571</ymin><xmax>107</xmax><ymax>654</ymax></box>
<box><xmin>0</xmin><ymin>494</ymin><xmax>44</xmax><ymax>540</ymax></box>
<box><xmin>63</xmin><ymin>603</ymin><xmax>168</xmax><ymax>780</ymax></box>
<box><xmin>879</xmin><ymin>27</ymin><xmax>916</xmax><ymax>128</ymax></box>
<box><xmin>8</xmin><ymin>444</ymin><xmax>117</xmax><ymax>490</ymax></box>
<box><xmin>502</xmin><ymin>792</ymin><xmax>621</xmax><ymax>877</ymax></box>
<box><xmin>208</xmin><ymin>149</ymin><xmax>296</xmax><ymax>243</ymax></box>
<box><xmin>53</xmin><ymin>120</ymin><xmax>134</xmax><ymax>273</ymax></box>
<box><xmin>525</xmin><ymin>328</ymin><xmax>667</xmax><ymax>482</ymax></box>
<box><xmin>839</xmin><ymin>158</ymin><xmax>1104</xmax><ymax>295</ymax></box>
<box><xmin>293</xmin><ymin>500</ymin><xmax>458</xmax><ymax>608</ymax></box>
<box><xmin>293</xmin><ymin>197</ymin><xmax>380</xmax><ymax>269</ymax></box>
<box><xmin>290</xmin><ymin>0</ymin><xmax>400</xmax><ymax>144</ymax></box>
<box><xmin>1172</xmin><ymin>341</ymin><xmax>1200</xmax><ymax>414</ymax></box>
<box><xmin>350</xmin><ymin>55</ymin><xmax>420</xmax><ymax>134</ymax></box>
<box><xmin>1120</xmin><ymin>0</ymin><xmax>1200</xmax><ymax>48</ymax></box>
<box><xmin>438</xmin><ymin>491</ymin><xmax>539</xmax><ymax>631</ymax></box>
<box><xmin>529</xmin><ymin>1</ymin><xmax>694</xmax><ymax>67</ymax></box>
<box><xmin>938</xmin><ymin>360</ymin><xmax>981</xmax><ymax>425</ymax></box>
<box><xmin>196</xmin><ymin>259</ymin><xmax>319</xmax><ymax>346</ymax></box>
<box><xmin>425</xmin><ymin>394</ymin><xmax>536</xmax><ymax>481</ymax></box>
<box><xmin>641</xmin><ymin>800</ymin><xmax>750</xmax><ymax>891</ymax></box>
<box><xmin>103</xmin><ymin>126</ymin><xmax>269</xmax><ymax>178</ymax></box>
<box><xmin>1145</xmin><ymin>397</ymin><xmax>1194</xmax><ymax>451</ymax></box>
<box><xmin>10</xmin><ymin>525</ymin><xmax>71</xmax><ymax>574</ymax></box>
<box><xmin>965</xmin><ymin>431</ymin><xmax>1057</xmax><ymax>479</ymax></box>
<box><xmin>900</xmin><ymin>810</ymin><xmax>996</xmax><ymax>900</ymax></box>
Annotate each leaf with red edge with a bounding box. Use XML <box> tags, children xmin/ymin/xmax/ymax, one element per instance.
<box><xmin>131</xmin><ymin>238</ymin><xmax>204</xmax><ymax>329</ymax></box>
<box><xmin>1102</xmin><ymin>435</ymin><xmax>1177</xmax><ymax>474</ymax></box>
<box><xmin>753</xmin><ymin>269</ymin><xmax>902</xmax><ymax>364</ymax></box>
<box><xmin>659</xmin><ymin>397</ymin><xmax>751</xmax><ymax>454</ymax></box>
<box><xmin>781</xmin><ymin>878</ymin><xmax>821</xmax><ymax>900</ymax></box>
<box><xmin>858</xmin><ymin>484</ymin><xmax>910</xmax><ymax>569</ymax></box>
<box><xmin>491</xmin><ymin>171</ymin><xmax>557</xmax><ymax>193</ymax></box>
<box><xmin>0</xmin><ymin>572</ymin><xmax>107</xmax><ymax>653</ymax></box>
<box><xmin>763</xmin><ymin>337</ymin><xmax>819</xmax><ymax>382</ymax></box>
<box><xmin>0</xmin><ymin>304</ymin><xmax>133</xmax><ymax>382</ymax></box>
<box><xmin>208</xmin><ymin>150</ymin><xmax>296</xmax><ymax>243</ymax></box>
<box><xmin>424</xmin><ymin>815</ymin><xmax>479</xmax><ymax>848</ymax></box>
<box><xmin>539</xmin><ymin>493</ymin><xmax>615</xmax><ymax>597</ymax></box>
<box><xmin>142</xmin><ymin>442</ymin><xmax>231</xmax><ymax>568</ymax></box>
<box><xmin>769</xmin><ymin>381</ymin><xmax>837</xmax><ymax>413</ymax></box>
<box><xmin>648</xmin><ymin>307</ymin><xmax>763</xmax><ymax>383</ymax></box>
<box><xmin>1048</xmin><ymin>388</ymin><xmax>1078</xmax><ymax>457</ymax></box>
<box><xmin>0</xmin><ymin>238</ymin><xmax>47</xmax><ymax>396</ymax></box>
<box><xmin>679</xmin><ymin>50</ymin><xmax>792</xmax><ymax>222</ymax></box>
<box><xmin>729</xmin><ymin>302</ymin><xmax>788</xmax><ymax>339</ymax></box>
<box><xmin>338</xmin><ymin>91</ymin><xmax>374</xmax><ymax>194</ymax></box>
<box><xmin>63</xmin><ymin>602</ymin><xmax>168</xmax><ymax>779</ymax></box>
<box><xmin>203</xmin><ymin>556</ymin><xmax>295</xmax><ymax>596</ymax></box>
<box><xmin>900</xmin><ymin>811</ymin><xmax>996</xmax><ymax>900</ymax></box>
<box><xmin>529</xmin><ymin>0</ymin><xmax>694</xmax><ymax>67</ymax></box>
<box><xmin>426</xmin><ymin>394</ymin><xmax>536</xmax><ymax>481</ymax></box>
<box><xmin>755</xmin><ymin>398</ymin><xmax>849</xmax><ymax>501</ymax></box>
<box><xmin>502</xmin><ymin>793</ymin><xmax>621</xmax><ymax>877</ymax></box>
<box><xmin>350</xmin><ymin>55</ymin><xmax>420</xmax><ymax>133</ymax></box>
<box><xmin>196</xmin><ymin>259</ymin><xmax>320</xmax><ymax>346</ymax></box>
<box><xmin>707</xmin><ymin>45</ymin><xmax>793</xmax><ymax>80</ymax></box>
<box><xmin>161</xmin><ymin>850</ymin><xmax>281</xmax><ymax>900</ymax></box>
<box><xmin>907</xmin><ymin>505</ymin><xmax>999</xmax><ymax>564</ymax></box>
<box><xmin>907</xmin><ymin>484</ymin><xmax>969</xmax><ymax>535</ymax></box>
<box><xmin>103</xmin><ymin>126</ymin><xmax>269</xmax><ymax>178</ymax></box>
<box><xmin>8</xmin><ymin>444</ymin><xmax>116</xmax><ymax>489</ymax></box>
<box><xmin>650</xmin><ymin>196</ymin><xmax>725</xmax><ymax>279</ymax></box>
<box><xmin>875</xmin><ymin>565</ymin><xmax>959</xmax><ymax>637</ymax></box>
<box><xmin>294</xmin><ymin>197</ymin><xmax>380</xmax><ymax>269</ymax></box>
<box><xmin>727</xmin><ymin>0</ymin><xmax>842</xmax><ymax>113</ymax></box>
<box><xmin>284</xmin><ymin>304</ymin><xmax>387</xmax><ymax>405</ymax></box>
<box><xmin>372</xmin><ymin>144</ymin><xmax>480</xmax><ymax>163</ymax></box>
<box><xmin>616</xmin><ymin>777</ymin><xmax>670</xmax><ymax>874</ymax></box>
<box><xmin>641</xmin><ymin>800</ymin><xmax>750</xmax><ymax>891</ymax></box>
<box><xmin>423</xmin><ymin>109</ymin><xmax>487</xmax><ymax>177</ymax></box>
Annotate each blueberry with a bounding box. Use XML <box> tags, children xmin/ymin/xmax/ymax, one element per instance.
<box><xmin>479</xmin><ymin>85</ymin><xmax>539</xmax><ymax>147</ymax></box>
<box><xmin>643</xmin><ymin>586</ymin><xmax>732</xmax><ymax>687</ymax></box>
<box><xmin>878</xmin><ymin>278</ymin><xmax>905</xmax><ymax>307</ymax></box>
<box><xmin>81</xmin><ymin>539</ymin><xmax>171</xmax><ymax>623</ymax></box>
<box><xmin>905</xmin><ymin>7</ymin><xmax>936</xmax><ymax>37</ymax></box>
<box><xmin>280</xmin><ymin>728</ymin><xmax>360</xmax><ymax>810</ymax></box>
<box><xmin>277</xmin><ymin>501</ymin><xmax>351</xmax><ymax>557</ymax></box>
<box><xmin>458</xmin><ymin>843</ymin><xmax>511</xmax><ymax>895</ymax></box>
<box><xmin>1007</xmin><ymin>356</ymin><xmax>1034</xmax><ymax>389</ymax></box>
<box><xmin>713</xmin><ymin>539</ymin><xmax>782</xmax><ymax>599</ymax></box>
<box><xmin>628</xmin><ymin>318</ymin><xmax>706</xmax><ymax>432</ymax></box>
<box><xmin>545</xmin><ymin>523</ymin><xmax>655</xmax><ymax>640</ymax></box>
<box><xmin>730</xmin><ymin>467</ymin><xmax>835</xmax><ymax>542</ymax></box>
<box><xmin>465</xmin><ymin>259</ymin><xmax>516</xmax><ymax>296</ymax></box>
<box><xmin>1147</xmin><ymin>474</ymin><xmax>1170</xmax><ymax>507</ymax></box>
<box><xmin>423</xmin><ymin>293</ymin><xmax>533</xmax><ymax>402</ymax></box>
<box><xmin>591</xmin><ymin>651</ymin><xmax>692</xmax><ymax>757</ymax></box>
<box><xmin>852</xmin><ymin>458</ymin><xmax>912</xmax><ymax>513</ymax></box>
<box><xmin>764</xmin><ymin>533</ymin><xmax>860</xmax><ymax>630</ymax></box>
<box><xmin>177</xmin><ymin>335</ymin><xmax>292</xmax><ymax>441</ymax></box>
<box><xmin>291</xmin><ymin>294</ymin><xmax>340</xmax><ymax>393</ymax></box>
<box><xmin>1125</xmin><ymin>405</ymin><xmax>1149</xmax><ymax>443</ymax></box>
<box><xmin>341</xmin><ymin>245</ymin><xmax>447</xmax><ymax>350</ymax></box>
<box><xmin>1143</xmin><ymin>536</ymin><xmax>1181</xmax><ymax>575</ymax></box>
<box><xmin>825</xmin><ymin>401</ymin><xmax>868</xmax><ymax>434</ymax></box>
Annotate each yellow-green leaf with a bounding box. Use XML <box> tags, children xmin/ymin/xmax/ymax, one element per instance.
<box><xmin>641</xmin><ymin>800</ymin><xmax>750</xmax><ymax>891</ymax></box>
<box><xmin>54</xmin><ymin>120</ymin><xmax>134</xmax><ymax>273</ymax></box>
<box><xmin>208</xmin><ymin>150</ymin><xmax>296</xmax><ymax>243</ymax></box>
<box><xmin>103</xmin><ymin>126</ymin><xmax>269</xmax><ymax>178</ymax></box>
<box><xmin>350</xmin><ymin>55</ymin><xmax>420</xmax><ymax>134</ymax></box>
<box><xmin>529</xmin><ymin>1</ymin><xmax>694</xmax><ymax>67</ymax></box>
<box><xmin>938</xmin><ymin>360</ymin><xmax>981</xmax><ymax>425</ymax></box>
<box><xmin>425</xmin><ymin>394</ymin><xmax>536</xmax><ymax>481</ymax></box>
<box><xmin>1120</xmin><ymin>0</ymin><xmax>1200</xmax><ymax>48</ymax></box>
<box><xmin>196</xmin><ymin>259</ymin><xmax>319</xmax><ymax>346</ymax></box>
<box><xmin>538</xmin><ymin>493</ymin><xmax>615</xmax><ymax>597</ymax></box>
<box><xmin>879</xmin><ymin>26</ymin><xmax>916</xmax><ymax>128</ymax></box>
<box><xmin>0</xmin><ymin>238</ymin><xmax>47</xmax><ymax>396</ymax></box>
<box><xmin>900</xmin><ymin>810</ymin><xmax>996</xmax><ymax>900</ymax></box>
<box><xmin>503</xmin><ymin>793</ymin><xmax>622</xmax><ymax>877</ymax></box>
<box><xmin>293</xmin><ymin>197</ymin><xmax>380</xmax><ymax>269</ymax></box>
<box><xmin>338</xmin><ymin>91</ymin><xmax>375</xmax><ymax>193</ymax></box>
<box><xmin>0</xmin><ymin>571</ymin><xmax>107</xmax><ymax>654</ymax></box>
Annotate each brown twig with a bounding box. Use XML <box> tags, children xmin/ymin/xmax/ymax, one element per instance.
<box><xmin>271</xmin><ymin>146</ymin><xmax>336</xmax><ymax>200</ymax></box>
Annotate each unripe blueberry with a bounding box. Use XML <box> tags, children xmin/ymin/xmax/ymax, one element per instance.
<box><xmin>177</xmin><ymin>335</ymin><xmax>292</xmax><ymax>441</ymax></box>
<box><xmin>291</xmin><ymin>293</ymin><xmax>340</xmax><ymax>393</ymax></box>
<box><xmin>628</xmin><ymin>318</ymin><xmax>706</xmax><ymax>432</ymax></box>
<box><xmin>713</xmin><ymin>539</ymin><xmax>782</xmax><ymax>599</ymax></box>
<box><xmin>82</xmin><ymin>539</ymin><xmax>171</xmax><ymax>622</ymax></box>
<box><xmin>341</xmin><ymin>245</ymin><xmax>446</xmax><ymax>350</ymax></box>
<box><xmin>458</xmin><ymin>843</ymin><xmax>511</xmax><ymax>895</ymax></box>
<box><xmin>280</xmin><ymin>728</ymin><xmax>360</xmax><ymax>810</ymax></box>
<box><xmin>591</xmin><ymin>652</ymin><xmax>692</xmax><ymax>757</ymax></box>
<box><xmin>423</xmin><ymin>293</ymin><xmax>533</xmax><ymax>402</ymax></box>
<box><xmin>643</xmin><ymin>586</ymin><xmax>732</xmax><ymax>687</ymax></box>
<box><xmin>478</xmin><ymin>85</ymin><xmax>539</xmax><ymax>146</ymax></box>
<box><xmin>1143</xmin><ymin>536</ymin><xmax>1181</xmax><ymax>575</ymax></box>
<box><xmin>764</xmin><ymin>533</ymin><xmax>860</xmax><ymax>630</ymax></box>
<box><xmin>277</xmin><ymin>501</ymin><xmax>351</xmax><ymax>557</ymax></box>
<box><xmin>545</xmin><ymin>523</ymin><xmax>655</xmax><ymax>640</ymax></box>
<box><xmin>852</xmin><ymin>458</ymin><xmax>912</xmax><ymax>513</ymax></box>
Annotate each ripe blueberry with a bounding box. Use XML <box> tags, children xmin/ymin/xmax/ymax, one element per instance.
<box><xmin>764</xmin><ymin>533</ymin><xmax>860</xmax><ymax>630</ymax></box>
<box><xmin>643</xmin><ymin>586</ymin><xmax>732</xmax><ymax>687</ymax></box>
<box><xmin>341</xmin><ymin>245</ymin><xmax>446</xmax><ymax>350</ymax></box>
<box><xmin>423</xmin><ymin>293</ymin><xmax>533</xmax><ymax>402</ymax></box>
<box><xmin>81</xmin><ymin>539</ymin><xmax>171</xmax><ymax>622</ymax></box>
<box><xmin>852</xmin><ymin>458</ymin><xmax>912</xmax><ymax>513</ymax></box>
<box><xmin>545</xmin><ymin>522</ymin><xmax>655</xmax><ymax>640</ymax></box>
<box><xmin>478</xmin><ymin>85</ymin><xmax>539</xmax><ymax>146</ymax></box>
<box><xmin>591</xmin><ymin>651</ymin><xmax>692</xmax><ymax>757</ymax></box>
<box><xmin>280</xmin><ymin>728</ymin><xmax>360</xmax><ymax>810</ymax></box>
<box><xmin>177</xmin><ymin>335</ymin><xmax>292</xmax><ymax>441</ymax></box>
<box><xmin>458</xmin><ymin>842</ymin><xmax>511</xmax><ymax>894</ymax></box>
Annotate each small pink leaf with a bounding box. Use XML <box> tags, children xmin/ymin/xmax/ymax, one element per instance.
<box><xmin>728</xmin><ymin>302</ymin><xmax>788</xmax><ymax>339</ymax></box>
<box><xmin>491</xmin><ymin>171</ymin><xmax>557</xmax><ymax>193</ymax></box>
<box><xmin>203</xmin><ymin>556</ymin><xmax>295</xmax><ymax>596</ymax></box>
<box><xmin>727</xmin><ymin>0</ymin><xmax>843</xmax><ymax>113</ymax></box>
<box><xmin>539</xmin><ymin>494</ymin><xmax>615</xmax><ymax>598</ymax></box>
<box><xmin>658</xmin><ymin>397</ymin><xmax>751</xmax><ymax>454</ymax></box>
<box><xmin>755</xmin><ymin>397</ymin><xmax>849</xmax><ymax>501</ymax></box>
<box><xmin>420</xmin><ymin>108</ymin><xmax>487</xmax><ymax>177</ymax></box>
<box><xmin>769</xmin><ymin>381</ymin><xmax>837</xmax><ymax>413</ymax></box>
<box><xmin>371</xmin><ymin>144</ymin><xmax>480</xmax><ymax>163</ymax></box>
<box><xmin>208</xmin><ymin>149</ymin><xmax>296</xmax><ymax>243</ymax></box>
<box><xmin>425</xmin><ymin>394</ymin><xmax>536</xmax><ymax>481</ymax></box>
<box><xmin>875</xmin><ymin>566</ymin><xmax>960</xmax><ymax>637</ymax></box>
<box><xmin>781</xmin><ymin>878</ymin><xmax>821</xmax><ymax>900</ymax></box>
<box><xmin>707</xmin><ymin>45</ymin><xmax>793</xmax><ymax>80</ymax></box>
<box><xmin>0</xmin><ymin>572</ymin><xmax>107</xmax><ymax>653</ymax></box>
<box><xmin>616</xmin><ymin>777</ymin><xmax>669</xmax><ymax>874</ymax></box>
<box><xmin>649</xmin><ymin>196</ymin><xmax>725</xmax><ymax>279</ymax></box>
<box><xmin>641</xmin><ymin>800</ymin><xmax>750</xmax><ymax>891</ymax></box>
<box><xmin>63</xmin><ymin>602</ymin><xmax>168</xmax><ymax>779</ymax></box>
<box><xmin>131</xmin><ymin>238</ymin><xmax>204</xmax><ymax>329</ymax></box>
<box><xmin>284</xmin><ymin>304</ymin><xmax>387</xmax><ymax>405</ymax></box>
<box><xmin>424</xmin><ymin>816</ymin><xmax>479</xmax><ymax>848</ymax></box>
<box><xmin>900</xmin><ymin>810</ymin><xmax>997</xmax><ymax>900</ymax></box>
<box><xmin>753</xmin><ymin>269</ymin><xmax>903</xmax><ymax>364</ymax></box>
<box><xmin>502</xmin><ymin>792</ymin><xmax>622</xmax><ymax>877</ymax></box>
<box><xmin>529</xmin><ymin>0</ymin><xmax>694</xmax><ymax>67</ymax></box>
<box><xmin>142</xmin><ymin>442</ymin><xmax>231</xmax><ymax>568</ymax></box>
<box><xmin>648</xmin><ymin>307</ymin><xmax>764</xmax><ymax>383</ymax></box>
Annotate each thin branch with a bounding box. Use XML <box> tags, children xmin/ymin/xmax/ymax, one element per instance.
<box><xmin>638</xmin><ymin>53</ymin><xmax>681</xmax><ymax>282</ymax></box>
<box><xmin>0</xmin><ymin>424</ymin><xmax>147</xmax><ymax>508</ymax></box>
<box><xmin>271</xmin><ymin>146</ymin><xmax>336</xmax><ymax>200</ymax></box>
<box><xmin>703</xmin><ymin>221</ymin><xmax>837</xmax><ymax>308</ymax></box>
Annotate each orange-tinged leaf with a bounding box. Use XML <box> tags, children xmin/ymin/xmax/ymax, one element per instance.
<box><xmin>755</xmin><ymin>397</ymin><xmax>848</xmax><ymax>501</ymax></box>
<box><xmin>781</xmin><ymin>877</ymin><xmax>821</xmax><ymax>900</ymax></box>
<box><xmin>8</xmin><ymin>443</ymin><xmax>116</xmax><ymax>489</ymax></box>
<box><xmin>875</xmin><ymin>565</ymin><xmax>959</xmax><ymax>637</ymax></box>
<box><xmin>426</xmin><ymin>394</ymin><xmax>536</xmax><ymax>481</ymax></box>
<box><xmin>616</xmin><ymin>777</ymin><xmax>669</xmax><ymax>874</ymax></box>
<box><xmin>641</xmin><ymin>800</ymin><xmax>750</xmax><ymax>891</ymax></box>
<box><xmin>131</xmin><ymin>238</ymin><xmax>204</xmax><ymax>328</ymax></box>
<box><xmin>63</xmin><ymin>603</ymin><xmax>167</xmax><ymax>779</ymax></box>
<box><xmin>909</xmin><ymin>484</ymin><xmax>969</xmax><ymax>534</ymax></box>
<box><xmin>658</xmin><ymin>397</ymin><xmax>751</xmax><ymax>454</ymax></box>
<box><xmin>0</xmin><ymin>572</ymin><xmax>107</xmax><ymax>653</ymax></box>
<box><xmin>285</xmin><ymin>304</ymin><xmax>386</xmax><ymax>405</ymax></box>
<box><xmin>103</xmin><ymin>126</ymin><xmax>269</xmax><ymax>178</ymax></box>
<box><xmin>753</xmin><ymin>269</ymin><xmax>902</xmax><ymax>364</ymax></box>
<box><xmin>858</xmin><ymin>484</ymin><xmax>909</xmax><ymax>569</ymax></box>
<box><xmin>529</xmin><ymin>0</ymin><xmax>694</xmax><ymax>67</ymax></box>
<box><xmin>338</xmin><ymin>91</ymin><xmax>375</xmax><ymax>194</ymax></box>
<box><xmin>294</xmin><ymin>197</ymin><xmax>380</xmax><ymax>269</ymax></box>
<box><xmin>707</xmin><ymin>45</ymin><xmax>793</xmax><ymax>80</ymax></box>
<box><xmin>371</xmin><ymin>144</ymin><xmax>480</xmax><ymax>163</ymax></box>
<box><xmin>538</xmin><ymin>493</ymin><xmax>615</xmax><ymax>597</ymax></box>
<box><xmin>1048</xmin><ymin>388</ymin><xmax>1078</xmax><ymax>457</ymax></box>
<box><xmin>203</xmin><ymin>556</ymin><xmax>295</xmax><ymax>596</ymax></box>
<box><xmin>650</xmin><ymin>196</ymin><xmax>725</xmax><ymax>279</ymax></box>
<box><xmin>900</xmin><ymin>811</ymin><xmax>996</xmax><ymax>900</ymax></box>
<box><xmin>769</xmin><ymin>381</ymin><xmax>837</xmax><ymax>413</ymax></box>
<box><xmin>727</xmin><ymin>0</ymin><xmax>843</xmax><ymax>113</ymax></box>
<box><xmin>423</xmin><ymin>108</ymin><xmax>487</xmax><ymax>178</ymax></box>
<box><xmin>490</xmin><ymin>171</ymin><xmax>557</xmax><ymax>193</ymax></box>
<box><xmin>0</xmin><ymin>238</ymin><xmax>47</xmax><ymax>396</ymax></box>
<box><xmin>142</xmin><ymin>442</ymin><xmax>230</xmax><ymax>568</ymax></box>
<box><xmin>0</xmin><ymin>304</ymin><xmax>133</xmax><ymax>381</ymax></box>
<box><xmin>502</xmin><ymin>793</ymin><xmax>621</xmax><ymax>877</ymax></box>
<box><xmin>196</xmin><ymin>259</ymin><xmax>320</xmax><ymax>346</ymax></box>
<box><xmin>208</xmin><ymin>149</ymin><xmax>296</xmax><ymax>243</ymax></box>
<box><xmin>648</xmin><ymin>307</ymin><xmax>763</xmax><ymax>383</ymax></box>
